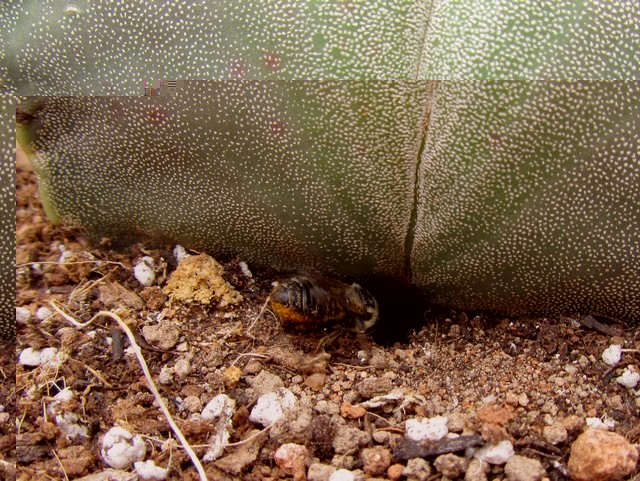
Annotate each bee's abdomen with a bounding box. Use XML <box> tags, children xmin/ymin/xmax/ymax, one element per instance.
<box><xmin>269</xmin><ymin>276</ymin><xmax>346</xmax><ymax>327</ymax></box>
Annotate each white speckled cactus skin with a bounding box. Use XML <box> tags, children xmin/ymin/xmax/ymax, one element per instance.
<box><xmin>7</xmin><ymin>1</ymin><xmax>640</xmax><ymax>324</ymax></box>
<box><xmin>0</xmin><ymin>96</ymin><xmax>15</xmax><ymax>337</ymax></box>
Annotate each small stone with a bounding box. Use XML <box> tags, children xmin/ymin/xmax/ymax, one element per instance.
<box><xmin>601</xmin><ymin>345</ymin><xmax>622</xmax><ymax>366</ymax></box>
<box><xmin>308</xmin><ymin>462</ymin><xmax>336</xmax><ymax>481</ymax></box>
<box><xmin>133</xmin><ymin>256</ymin><xmax>157</xmax><ymax>286</ymax></box>
<box><xmin>361</xmin><ymin>446</ymin><xmax>392</xmax><ymax>476</ymax></box>
<box><xmin>405</xmin><ymin>416</ymin><xmax>448</xmax><ymax>442</ymax></box>
<box><xmin>36</xmin><ymin>306</ymin><xmax>53</xmax><ymax>320</ymax></box>
<box><xmin>474</xmin><ymin>440</ymin><xmax>514</xmax><ymax>464</ymax></box>
<box><xmin>402</xmin><ymin>457</ymin><xmax>432</xmax><ymax>481</ymax></box>
<box><xmin>141</xmin><ymin>320</ymin><xmax>180</xmax><ymax>350</ymax></box>
<box><xmin>249</xmin><ymin>370</ymin><xmax>285</xmax><ymax>396</ymax></box>
<box><xmin>274</xmin><ymin>443</ymin><xmax>308</xmax><ymax>481</ymax></box>
<box><xmin>182</xmin><ymin>396</ymin><xmax>202</xmax><ymax>413</ymax></box>
<box><xmin>305</xmin><ymin>373</ymin><xmax>327</xmax><ymax>391</ymax></box>
<box><xmin>568</xmin><ymin>429</ymin><xmax>638</xmax><ymax>481</ymax></box>
<box><xmin>543</xmin><ymin>424</ymin><xmax>568</xmax><ymax>445</ymax></box>
<box><xmin>372</xmin><ymin>430</ymin><xmax>391</xmax><ymax>444</ymax></box>
<box><xmin>16</xmin><ymin>306</ymin><xmax>31</xmax><ymax>324</ymax></box>
<box><xmin>222</xmin><ymin>365</ymin><xmax>243</xmax><ymax>388</ymax></box>
<box><xmin>332</xmin><ymin>426</ymin><xmax>371</xmax><ymax>454</ymax></box>
<box><xmin>355</xmin><ymin>377</ymin><xmax>393</xmax><ymax>398</ymax></box>
<box><xmin>518</xmin><ymin>393</ymin><xmax>530</xmax><ymax>407</ymax></box>
<box><xmin>101</xmin><ymin>427</ymin><xmax>147</xmax><ymax>469</ymax></box>
<box><xmin>249</xmin><ymin>388</ymin><xmax>296</xmax><ymax>427</ymax></box>
<box><xmin>329</xmin><ymin>469</ymin><xmax>357</xmax><ymax>481</ymax></box>
<box><xmin>387</xmin><ymin>463</ymin><xmax>405</xmax><ymax>481</ymax></box>
<box><xmin>174</xmin><ymin>358</ymin><xmax>191</xmax><ymax>378</ymax></box>
<box><xmin>616</xmin><ymin>365</ymin><xmax>639</xmax><ymax>389</ymax></box>
<box><xmin>434</xmin><ymin>453</ymin><xmax>468</xmax><ymax>478</ymax></box>
<box><xmin>504</xmin><ymin>455</ymin><xmax>545</xmax><ymax>481</ymax></box>
<box><xmin>465</xmin><ymin>459</ymin><xmax>490</xmax><ymax>481</ymax></box>
<box><xmin>340</xmin><ymin>402</ymin><xmax>366</xmax><ymax>419</ymax></box>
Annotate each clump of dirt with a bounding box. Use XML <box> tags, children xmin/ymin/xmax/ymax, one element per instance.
<box><xmin>164</xmin><ymin>254</ymin><xmax>243</xmax><ymax>307</ymax></box>
<box><xmin>15</xmin><ymin>160</ymin><xmax>640</xmax><ymax>481</ymax></box>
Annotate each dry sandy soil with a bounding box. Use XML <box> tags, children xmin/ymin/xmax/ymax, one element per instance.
<box><xmin>14</xmin><ymin>157</ymin><xmax>640</xmax><ymax>481</ymax></box>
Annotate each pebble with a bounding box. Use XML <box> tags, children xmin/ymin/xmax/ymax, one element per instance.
<box><xmin>332</xmin><ymin>426</ymin><xmax>371</xmax><ymax>454</ymax></box>
<box><xmin>329</xmin><ymin>469</ymin><xmax>357</xmax><ymax>481</ymax></box>
<box><xmin>616</xmin><ymin>365</ymin><xmax>639</xmax><ymax>389</ymax></box>
<box><xmin>134</xmin><ymin>460</ymin><xmax>167</xmax><ymax>480</ymax></box>
<box><xmin>36</xmin><ymin>306</ymin><xmax>53</xmax><ymax>320</ymax></box>
<box><xmin>141</xmin><ymin>321</ymin><xmax>180</xmax><ymax>350</ymax></box>
<box><xmin>543</xmin><ymin>424</ymin><xmax>568</xmax><ymax>445</ymax></box>
<box><xmin>181</xmin><ymin>396</ymin><xmax>202</xmax><ymax>413</ymax></box>
<box><xmin>601</xmin><ymin>345</ymin><xmax>622</xmax><ymax>366</ymax></box>
<box><xmin>361</xmin><ymin>446</ymin><xmax>392</xmax><ymax>476</ymax></box>
<box><xmin>434</xmin><ymin>453</ymin><xmax>468</xmax><ymax>478</ymax></box>
<box><xmin>249</xmin><ymin>370</ymin><xmax>285</xmax><ymax>396</ymax></box>
<box><xmin>133</xmin><ymin>256</ymin><xmax>156</xmax><ymax>286</ymax></box>
<box><xmin>402</xmin><ymin>457</ymin><xmax>432</xmax><ymax>481</ymax></box>
<box><xmin>18</xmin><ymin>347</ymin><xmax>60</xmax><ymax>367</ymax></box>
<box><xmin>405</xmin><ymin>416</ymin><xmax>449</xmax><ymax>442</ymax></box>
<box><xmin>249</xmin><ymin>388</ymin><xmax>296</xmax><ymax>427</ymax></box>
<box><xmin>474</xmin><ymin>440</ymin><xmax>514</xmax><ymax>464</ymax></box>
<box><xmin>101</xmin><ymin>427</ymin><xmax>147</xmax><ymax>469</ymax></box>
<box><xmin>387</xmin><ymin>463</ymin><xmax>405</xmax><ymax>481</ymax></box>
<box><xmin>16</xmin><ymin>306</ymin><xmax>31</xmax><ymax>324</ymax></box>
<box><xmin>568</xmin><ymin>428</ymin><xmax>638</xmax><ymax>481</ymax></box>
<box><xmin>308</xmin><ymin>463</ymin><xmax>336</xmax><ymax>481</ymax></box>
<box><xmin>504</xmin><ymin>455</ymin><xmax>546</xmax><ymax>481</ymax></box>
<box><xmin>173</xmin><ymin>245</ymin><xmax>189</xmax><ymax>263</ymax></box>
<box><xmin>174</xmin><ymin>359</ymin><xmax>191</xmax><ymax>378</ymax></box>
<box><xmin>465</xmin><ymin>459</ymin><xmax>490</xmax><ymax>481</ymax></box>
<box><xmin>274</xmin><ymin>443</ymin><xmax>308</xmax><ymax>480</ymax></box>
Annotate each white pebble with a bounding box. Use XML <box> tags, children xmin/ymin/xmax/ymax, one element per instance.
<box><xmin>101</xmin><ymin>426</ymin><xmax>147</xmax><ymax>469</ymax></box>
<box><xmin>474</xmin><ymin>440</ymin><xmax>514</xmax><ymax>464</ymax></box>
<box><xmin>36</xmin><ymin>306</ymin><xmax>53</xmax><ymax>320</ymax></box>
<box><xmin>249</xmin><ymin>388</ymin><xmax>297</xmax><ymax>427</ymax></box>
<box><xmin>202</xmin><ymin>394</ymin><xmax>236</xmax><ymax>461</ymax></box>
<box><xmin>202</xmin><ymin>394</ymin><xmax>236</xmax><ymax>420</ymax></box>
<box><xmin>133</xmin><ymin>257</ymin><xmax>156</xmax><ymax>286</ymax></box>
<box><xmin>601</xmin><ymin>345</ymin><xmax>622</xmax><ymax>366</ymax></box>
<box><xmin>586</xmin><ymin>417</ymin><xmax>616</xmax><ymax>430</ymax></box>
<box><xmin>239</xmin><ymin>261</ymin><xmax>252</xmax><ymax>277</ymax></box>
<box><xmin>405</xmin><ymin>416</ymin><xmax>449</xmax><ymax>442</ymax></box>
<box><xmin>173</xmin><ymin>245</ymin><xmax>189</xmax><ymax>263</ymax></box>
<box><xmin>329</xmin><ymin>469</ymin><xmax>357</xmax><ymax>481</ymax></box>
<box><xmin>16</xmin><ymin>307</ymin><xmax>31</xmax><ymax>323</ymax></box>
<box><xmin>616</xmin><ymin>366</ymin><xmax>639</xmax><ymax>388</ymax></box>
<box><xmin>134</xmin><ymin>460</ymin><xmax>168</xmax><ymax>480</ymax></box>
<box><xmin>18</xmin><ymin>347</ymin><xmax>59</xmax><ymax>367</ymax></box>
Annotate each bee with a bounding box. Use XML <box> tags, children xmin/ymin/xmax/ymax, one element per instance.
<box><xmin>269</xmin><ymin>273</ymin><xmax>379</xmax><ymax>332</ymax></box>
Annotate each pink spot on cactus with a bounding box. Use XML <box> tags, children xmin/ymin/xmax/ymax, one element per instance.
<box><xmin>230</xmin><ymin>58</ymin><xmax>247</xmax><ymax>78</ymax></box>
<box><xmin>489</xmin><ymin>132</ymin><xmax>504</xmax><ymax>148</ymax></box>
<box><xmin>339</xmin><ymin>1</ymin><xmax>356</xmax><ymax>15</ymax></box>
<box><xmin>269</xmin><ymin>122</ymin><xmax>288</xmax><ymax>140</ymax></box>
<box><xmin>147</xmin><ymin>106</ymin><xmax>168</xmax><ymax>126</ymax></box>
<box><xmin>353</xmin><ymin>144</ymin><xmax>370</xmax><ymax>158</ymax></box>
<box><xmin>262</xmin><ymin>51</ymin><xmax>283</xmax><ymax>72</ymax></box>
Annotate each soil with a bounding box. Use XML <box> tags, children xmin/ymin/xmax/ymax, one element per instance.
<box><xmin>14</xmin><ymin>156</ymin><xmax>640</xmax><ymax>481</ymax></box>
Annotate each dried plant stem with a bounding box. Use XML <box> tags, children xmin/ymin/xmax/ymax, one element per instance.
<box><xmin>49</xmin><ymin>301</ymin><xmax>209</xmax><ymax>481</ymax></box>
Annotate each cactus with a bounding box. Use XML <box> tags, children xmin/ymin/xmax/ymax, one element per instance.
<box><xmin>9</xmin><ymin>1</ymin><xmax>640</xmax><ymax>323</ymax></box>
<box><xmin>0</xmin><ymin>96</ymin><xmax>15</xmax><ymax>337</ymax></box>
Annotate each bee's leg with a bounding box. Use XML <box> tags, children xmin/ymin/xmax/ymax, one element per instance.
<box><xmin>314</xmin><ymin>326</ymin><xmax>345</xmax><ymax>354</ymax></box>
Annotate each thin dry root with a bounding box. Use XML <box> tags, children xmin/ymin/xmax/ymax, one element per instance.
<box><xmin>49</xmin><ymin>301</ymin><xmax>209</xmax><ymax>481</ymax></box>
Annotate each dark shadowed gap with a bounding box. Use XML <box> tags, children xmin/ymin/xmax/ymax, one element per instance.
<box><xmin>361</xmin><ymin>278</ymin><xmax>433</xmax><ymax>345</ymax></box>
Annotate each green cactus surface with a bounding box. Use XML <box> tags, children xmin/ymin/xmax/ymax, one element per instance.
<box><xmin>7</xmin><ymin>0</ymin><xmax>640</xmax><ymax>324</ymax></box>
<box><xmin>1</xmin><ymin>96</ymin><xmax>15</xmax><ymax>338</ymax></box>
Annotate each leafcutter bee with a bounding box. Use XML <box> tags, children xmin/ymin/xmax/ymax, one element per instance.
<box><xmin>269</xmin><ymin>273</ymin><xmax>378</xmax><ymax>332</ymax></box>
